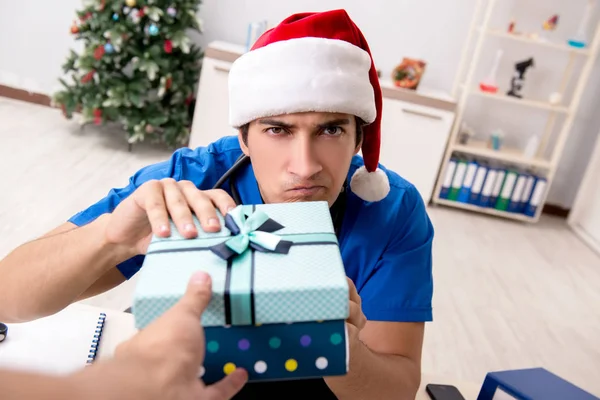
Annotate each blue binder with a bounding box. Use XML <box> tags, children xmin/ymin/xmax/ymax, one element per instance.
<box><xmin>519</xmin><ymin>175</ymin><xmax>536</xmax><ymax>213</ymax></box>
<box><xmin>477</xmin><ymin>368</ymin><xmax>599</xmax><ymax>400</ymax></box>
<box><xmin>478</xmin><ymin>168</ymin><xmax>497</xmax><ymax>207</ymax></box>
<box><xmin>440</xmin><ymin>158</ymin><xmax>458</xmax><ymax>199</ymax></box>
<box><xmin>458</xmin><ymin>160</ymin><xmax>478</xmax><ymax>203</ymax></box>
<box><xmin>507</xmin><ymin>174</ymin><xmax>527</xmax><ymax>213</ymax></box>
<box><xmin>469</xmin><ymin>163</ymin><xmax>489</xmax><ymax>205</ymax></box>
<box><xmin>524</xmin><ymin>178</ymin><xmax>548</xmax><ymax>217</ymax></box>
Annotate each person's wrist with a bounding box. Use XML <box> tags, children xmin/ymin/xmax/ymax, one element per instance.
<box><xmin>96</xmin><ymin>213</ymin><xmax>139</xmax><ymax>264</ymax></box>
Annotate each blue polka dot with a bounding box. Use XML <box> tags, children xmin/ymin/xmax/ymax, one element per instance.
<box><xmin>300</xmin><ymin>335</ymin><xmax>311</xmax><ymax>347</ymax></box>
<box><xmin>207</xmin><ymin>341</ymin><xmax>219</xmax><ymax>353</ymax></box>
<box><xmin>238</xmin><ymin>339</ymin><xmax>250</xmax><ymax>351</ymax></box>
<box><xmin>269</xmin><ymin>337</ymin><xmax>281</xmax><ymax>349</ymax></box>
<box><xmin>330</xmin><ymin>333</ymin><xmax>342</xmax><ymax>345</ymax></box>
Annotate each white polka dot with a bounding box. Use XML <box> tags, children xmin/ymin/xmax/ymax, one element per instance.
<box><xmin>315</xmin><ymin>357</ymin><xmax>328</xmax><ymax>370</ymax></box>
<box><xmin>224</xmin><ymin>325</ymin><xmax>231</xmax><ymax>329</ymax></box>
<box><xmin>198</xmin><ymin>366</ymin><xmax>205</xmax><ymax>377</ymax></box>
<box><xmin>254</xmin><ymin>361</ymin><xmax>267</xmax><ymax>374</ymax></box>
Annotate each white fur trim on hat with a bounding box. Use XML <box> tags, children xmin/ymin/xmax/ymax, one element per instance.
<box><xmin>350</xmin><ymin>166</ymin><xmax>390</xmax><ymax>202</ymax></box>
<box><xmin>228</xmin><ymin>37</ymin><xmax>376</xmax><ymax>127</ymax></box>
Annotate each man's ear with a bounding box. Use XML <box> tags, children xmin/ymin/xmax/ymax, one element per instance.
<box><xmin>237</xmin><ymin>129</ymin><xmax>250</xmax><ymax>156</ymax></box>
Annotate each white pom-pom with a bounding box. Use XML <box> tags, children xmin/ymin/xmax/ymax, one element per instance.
<box><xmin>349</xmin><ymin>166</ymin><xmax>390</xmax><ymax>202</ymax></box>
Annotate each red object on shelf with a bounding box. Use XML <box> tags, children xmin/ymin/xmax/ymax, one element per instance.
<box><xmin>479</xmin><ymin>82</ymin><xmax>498</xmax><ymax>93</ymax></box>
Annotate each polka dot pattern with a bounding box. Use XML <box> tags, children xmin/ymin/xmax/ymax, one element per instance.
<box><xmin>300</xmin><ymin>335</ymin><xmax>311</xmax><ymax>347</ymax></box>
<box><xmin>330</xmin><ymin>333</ymin><xmax>342</xmax><ymax>345</ymax></box>
<box><xmin>254</xmin><ymin>361</ymin><xmax>267</xmax><ymax>374</ymax></box>
<box><xmin>269</xmin><ymin>337</ymin><xmax>281</xmax><ymax>349</ymax></box>
<box><xmin>223</xmin><ymin>362</ymin><xmax>236</xmax><ymax>375</ymax></box>
<box><xmin>238</xmin><ymin>339</ymin><xmax>250</xmax><ymax>351</ymax></box>
<box><xmin>285</xmin><ymin>359</ymin><xmax>298</xmax><ymax>372</ymax></box>
<box><xmin>316</xmin><ymin>357</ymin><xmax>328</xmax><ymax>370</ymax></box>
<box><xmin>207</xmin><ymin>341</ymin><xmax>219</xmax><ymax>353</ymax></box>
<box><xmin>201</xmin><ymin>320</ymin><xmax>347</xmax><ymax>385</ymax></box>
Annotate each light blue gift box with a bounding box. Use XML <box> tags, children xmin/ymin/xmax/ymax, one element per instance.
<box><xmin>132</xmin><ymin>201</ymin><xmax>349</xmax><ymax>383</ymax></box>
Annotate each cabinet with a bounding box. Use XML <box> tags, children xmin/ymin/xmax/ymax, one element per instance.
<box><xmin>189</xmin><ymin>41</ymin><xmax>457</xmax><ymax>204</ymax></box>
<box><xmin>379</xmin><ymin>96</ymin><xmax>456</xmax><ymax>203</ymax></box>
<box><xmin>568</xmin><ymin>131</ymin><xmax>600</xmax><ymax>256</ymax></box>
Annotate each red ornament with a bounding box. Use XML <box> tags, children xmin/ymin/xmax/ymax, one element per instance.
<box><xmin>81</xmin><ymin>70</ymin><xmax>95</xmax><ymax>83</ymax></box>
<box><xmin>99</xmin><ymin>0</ymin><xmax>105</xmax><ymax>11</ymax></box>
<box><xmin>138</xmin><ymin>7</ymin><xmax>146</xmax><ymax>18</ymax></box>
<box><xmin>164</xmin><ymin>40</ymin><xmax>173</xmax><ymax>54</ymax></box>
<box><xmin>70</xmin><ymin>24</ymin><xmax>79</xmax><ymax>34</ymax></box>
<box><xmin>93</xmin><ymin>108</ymin><xmax>102</xmax><ymax>125</ymax></box>
<box><xmin>165</xmin><ymin>77</ymin><xmax>172</xmax><ymax>90</ymax></box>
<box><xmin>94</xmin><ymin>45</ymin><xmax>105</xmax><ymax>60</ymax></box>
<box><xmin>185</xmin><ymin>95</ymin><xmax>194</xmax><ymax>106</ymax></box>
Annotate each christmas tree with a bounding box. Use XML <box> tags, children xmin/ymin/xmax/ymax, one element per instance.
<box><xmin>53</xmin><ymin>0</ymin><xmax>203</xmax><ymax>148</ymax></box>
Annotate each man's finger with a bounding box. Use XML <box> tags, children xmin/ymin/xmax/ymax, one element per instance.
<box><xmin>174</xmin><ymin>271</ymin><xmax>213</xmax><ymax>317</ymax></box>
<box><xmin>204</xmin><ymin>368</ymin><xmax>248</xmax><ymax>400</ymax></box>
<box><xmin>347</xmin><ymin>277</ymin><xmax>360</xmax><ymax>304</ymax></box>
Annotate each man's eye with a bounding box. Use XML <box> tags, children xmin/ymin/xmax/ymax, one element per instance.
<box><xmin>323</xmin><ymin>126</ymin><xmax>343</xmax><ymax>135</ymax></box>
<box><xmin>267</xmin><ymin>127</ymin><xmax>284</xmax><ymax>134</ymax></box>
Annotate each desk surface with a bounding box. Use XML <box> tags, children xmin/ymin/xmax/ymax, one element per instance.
<box><xmin>92</xmin><ymin>304</ymin><xmax>482</xmax><ymax>399</ymax></box>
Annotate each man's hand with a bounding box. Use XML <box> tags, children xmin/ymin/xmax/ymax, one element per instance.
<box><xmin>105</xmin><ymin>179</ymin><xmax>237</xmax><ymax>255</ymax></box>
<box><xmin>109</xmin><ymin>271</ymin><xmax>248</xmax><ymax>400</ymax></box>
<box><xmin>346</xmin><ymin>277</ymin><xmax>367</xmax><ymax>341</ymax></box>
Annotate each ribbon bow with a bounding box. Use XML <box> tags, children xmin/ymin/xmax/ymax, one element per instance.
<box><xmin>210</xmin><ymin>207</ymin><xmax>293</xmax><ymax>261</ymax></box>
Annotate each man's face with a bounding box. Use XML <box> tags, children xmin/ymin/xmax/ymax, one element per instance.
<box><xmin>239</xmin><ymin>112</ymin><xmax>361</xmax><ymax>207</ymax></box>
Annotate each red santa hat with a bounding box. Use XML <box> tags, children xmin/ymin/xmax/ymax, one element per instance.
<box><xmin>228</xmin><ymin>9</ymin><xmax>390</xmax><ymax>202</ymax></box>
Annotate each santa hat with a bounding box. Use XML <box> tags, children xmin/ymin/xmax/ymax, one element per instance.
<box><xmin>228</xmin><ymin>9</ymin><xmax>390</xmax><ymax>202</ymax></box>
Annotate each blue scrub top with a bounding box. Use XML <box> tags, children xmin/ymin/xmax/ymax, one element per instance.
<box><xmin>69</xmin><ymin>136</ymin><xmax>434</xmax><ymax>323</ymax></box>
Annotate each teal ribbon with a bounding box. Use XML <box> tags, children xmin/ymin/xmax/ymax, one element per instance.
<box><xmin>222</xmin><ymin>207</ymin><xmax>284</xmax><ymax>256</ymax></box>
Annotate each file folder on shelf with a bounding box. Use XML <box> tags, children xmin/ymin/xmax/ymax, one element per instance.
<box><xmin>524</xmin><ymin>178</ymin><xmax>548</xmax><ymax>217</ymax></box>
<box><xmin>469</xmin><ymin>163</ymin><xmax>489</xmax><ymax>205</ymax></box>
<box><xmin>507</xmin><ymin>173</ymin><xmax>527</xmax><ymax>213</ymax></box>
<box><xmin>490</xmin><ymin>169</ymin><xmax>506</xmax><ymax>207</ymax></box>
<box><xmin>439</xmin><ymin>158</ymin><xmax>457</xmax><ymax>199</ymax></box>
<box><xmin>478</xmin><ymin>168</ymin><xmax>497</xmax><ymax>207</ymax></box>
<box><xmin>458</xmin><ymin>160</ymin><xmax>478</xmax><ymax>203</ymax></box>
<box><xmin>495</xmin><ymin>170</ymin><xmax>517</xmax><ymax>211</ymax></box>
<box><xmin>448</xmin><ymin>159</ymin><xmax>467</xmax><ymax>201</ymax></box>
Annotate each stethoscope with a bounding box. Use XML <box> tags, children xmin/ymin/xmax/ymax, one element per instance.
<box><xmin>212</xmin><ymin>154</ymin><xmax>347</xmax><ymax>237</ymax></box>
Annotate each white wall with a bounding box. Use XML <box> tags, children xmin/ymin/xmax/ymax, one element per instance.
<box><xmin>1</xmin><ymin>0</ymin><xmax>598</xmax><ymax>208</ymax></box>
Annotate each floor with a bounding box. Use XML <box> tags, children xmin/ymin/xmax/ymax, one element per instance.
<box><xmin>1</xmin><ymin>98</ymin><xmax>599</xmax><ymax>396</ymax></box>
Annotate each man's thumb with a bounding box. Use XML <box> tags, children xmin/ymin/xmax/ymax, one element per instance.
<box><xmin>177</xmin><ymin>271</ymin><xmax>213</xmax><ymax>316</ymax></box>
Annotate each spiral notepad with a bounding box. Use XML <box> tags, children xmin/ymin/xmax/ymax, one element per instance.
<box><xmin>0</xmin><ymin>307</ymin><xmax>108</xmax><ymax>375</ymax></box>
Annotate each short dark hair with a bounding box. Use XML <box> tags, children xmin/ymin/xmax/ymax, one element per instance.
<box><xmin>239</xmin><ymin>116</ymin><xmax>365</xmax><ymax>147</ymax></box>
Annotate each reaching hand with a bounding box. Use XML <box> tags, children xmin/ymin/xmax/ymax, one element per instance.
<box><xmin>346</xmin><ymin>277</ymin><xmax>367</xmax><ymax>339</ymax></box>
<box><xmin>113</xmin><ymin>271</ymin><xmax>248</xmax><ymax>400</ymax></box>
<box><xmin>104</xmin><ymin>179</ymin><xmax>237</xmax><ymax>255</ymax></box>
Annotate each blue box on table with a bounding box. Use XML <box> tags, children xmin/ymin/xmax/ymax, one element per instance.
<box><xmin>477</xmin><ymin>367</ymin><xmax>599</xmax><ymax>400</ymax></box>
<box><xmin>132</xmin><ymin>201</ymin><xmax>349</xmax><ymax>384</ymax></box>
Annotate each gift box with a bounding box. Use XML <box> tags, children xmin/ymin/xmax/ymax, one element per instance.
<box><xmin>132</xmin><ymin>201</ymin><xmax>350</xmax><ymax>384</ymax></box>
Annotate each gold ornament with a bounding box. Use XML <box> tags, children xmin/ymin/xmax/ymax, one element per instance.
<box><xmin>125</xmin><ymin>0</ymin><xmax>137</xmax><ymax>7</ymax></box>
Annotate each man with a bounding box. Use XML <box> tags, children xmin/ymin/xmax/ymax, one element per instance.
<box><xmin>0</xmin><ymin>9</ymin><xmax>433</xmax><ymax>399</ymax></box>
<box><xmin>1</xmin><ymin>272</ymin><xmax>248</xmax><ymax>400</ymax></box>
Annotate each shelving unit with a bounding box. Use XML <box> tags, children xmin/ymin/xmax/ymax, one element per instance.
<box><xmin>432</xmin><ymin>0</ymin><xmax>600</xmax><ymax>223</ymax></box>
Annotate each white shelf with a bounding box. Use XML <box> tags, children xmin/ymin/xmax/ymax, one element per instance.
<box><xmin>434</xmin><ymin>198</ymin><xmax>536</xmax><ymax>222</ymax></box>
<box><xmin>436</xmin><ymin>0</ymin><xmax>600</xmax><ymax>223</ymax></box>
<box><xmin>468</xmin><ymin>88</ymin><xmax>570</xmax><ymax>113</ymax></box>
<box><xmin>452</xmin><ymin>140</ymin><xmax>552</xmax><ymax>169</ymax></box>
<box><xmin>484</xmin><ymin>28</ymin><xmax>591</xmax><ymax>56</ymax></box>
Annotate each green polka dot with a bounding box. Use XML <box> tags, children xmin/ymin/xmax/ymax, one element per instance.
<box><xmin>207</xmin><ymin>341</ymin><xmax>219</xmax><ymax>353</ymax></box>
<box><xmin>330</xmin><ymin>333</ymin><xmax>342</xmax><ymax>345</ymax></box>
<box><xmin>269</xmin><ymin>337</ymin><xmax>281</xmax><ymax>349</ymax></box>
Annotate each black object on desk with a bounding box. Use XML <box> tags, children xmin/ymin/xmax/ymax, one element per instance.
<box><xmin>0</xmin><ymin>322</ymin><xmax>7</xmax><ymax>342</ymax></box>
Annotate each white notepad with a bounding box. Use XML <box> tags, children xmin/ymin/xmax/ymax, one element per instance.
<box><xmin>0</xmin><ymin>306</ymin><xmax>106</xmax><ymax>376</ymax></box>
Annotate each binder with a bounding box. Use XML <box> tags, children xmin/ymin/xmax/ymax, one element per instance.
<box><xmin>448</xmin><ymin>159</ymin><xmax>467</xmax><ymax>201</ymax></box>
<box><xmin>508</xmin><ymin>174</ymin><xmax>527</xmax><ymax>213</ymax></box>
<box><xmin>519</xmin><ymin>175</ymin><xmax>536</xmax><ymax>213</ymax></box>
<box><xmin>489</xmin><ymin>169</ymin><xmax>506</xmax><ymax>207</ymax></box>
<box><xmin>469</xmin><ymin>163</ymin><xmax>489</xmax><ymax>205</ymax></box>
<box><xmin>477</xmin><ymin>367</ymin><xmax>599</xmax><ymax>400</ymax></box>
<box><xmin>458</xmin><ymin>160</ymin><xmax>478</xmax><ymax>203</ymax></box>
<box><xmin>439</xmin><ymin>158</ymin><xmax>457</xmax><ymax>199</ymax></box>
<box><xmin>524</xmin><ymin>178</ymin><xmax>548</xmax><ymax>217</ymax></box>
<box><xmin>0</xmin><ymin>307</ymin><xmax>107</xmax><ymax>375</ymax></box>
<box><xmin>495</xmin><ymin>170</ymin><xmax>517</xmax><ymax>211</ymax></box>
<box><xmin>478</xmin><ymin>168</ymin><xmax>498</xmax><ymax>207</ymax></box>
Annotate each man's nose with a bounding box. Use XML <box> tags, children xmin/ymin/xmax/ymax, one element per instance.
<box><xmin>288</xmin><ymin>136</ymin><xmax>322</xmax><ymax>179</ymax></box>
